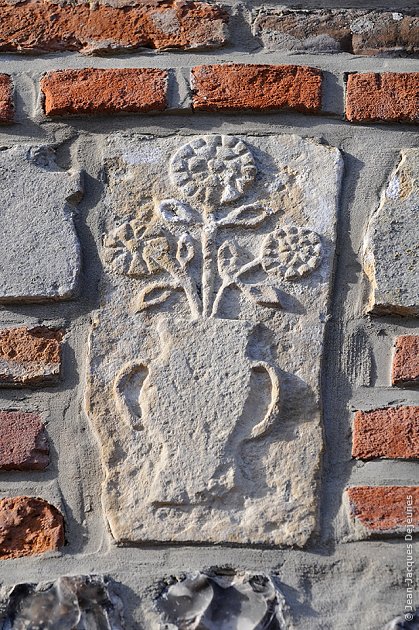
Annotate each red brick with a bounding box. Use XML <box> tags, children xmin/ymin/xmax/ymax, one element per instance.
<box><xmin>0</xmin><ymin>1</ymin><xmax>228</xmax><ymax>54</ymax></box>
<box><xmin>0</xmin><ymin>412</ymin><xmax>49</xmax><ymax>470</ymax></box>
<box><xmin>41</xmin><ymin>68</ymin><xmax>167</xmax><ymax>117</ymax></box>
<box><xmin>352</xmin><ymin>406</ymin><xmax>419</xmax><ymax>460</ymax></box>
<box><xmin>0</xmin><ymin>326</ymin><xmax>62</xmax><ymax>386</ymax></box>
<box><xmin>191</xmin><ymin>64</ymin><xmax>323</xmax><ymax>113</ymax></box>
<box><xmin>392</xmin><ymin>336</ymin><xmax>419</xmax><ymax>387</ymax></box>
<box><xmin>0</xmin><ymin>74</ymin><xmax>13</xmax><ymax>123</ymax></box>
<box><xmin>346</xmin><ymin>72</ymin><xmax>419</xmax><ymax>123</ymax></box>
<box><xmin>0</xmin><ymin>496</ymin><xmax>64</xmax><ymax>559</ymax></box>
<box><xmin>346</xmin><ymin>486</ymin><xmax>419</xmax><ymax>533</ymax></box>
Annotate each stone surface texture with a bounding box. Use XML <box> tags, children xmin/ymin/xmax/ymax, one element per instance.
<box><xmin>346</xmin><ymin>72</ymin><xmax>419</xmax><ymax>123</ymax></box>
<box><xmin>392</xmin><ymin>336</ymin><xmax>419</xmax><ymax>387</ymax></box>
<box><xmin>0</xmin><ymin>411</ymin><xmax>49</xmax><ymax>470</ymax></box>
<box><xmin>157</xmin><ymin>571</ymin><xmax>288</xmax><ymax>629</ymax></box>
<box><xmin>41</xmin><ymin>68</ymin><xmax>168</xmax><ymax>116</ymax></box>
<box><xmin>0</xmin><ymin>74</ymin><xmax>13</xmax><ymax>123</ymax></box>
<box><xmin>87</xmin><ymin>132</ymin><xmax>343</xmax><ymax>547</ymax></box>
<box><xmin>253</xmin><ymin>9</ymin><xmax>419</xmax><ymax>56</ymax></box>
<box><xmin>0</xmin><ymin>0</ymin><xmax>228</xmax><ymax>54</ymax></box>
<box><xmin>346</xmin><ymin>486</ymin><xmax>419</xmax><ymax>535</ymax></box>
<box><xmin>191</xmin><ymin>64</ymin><xmax>323</xmax><ymax>113</ymax></box>
<box><xmin>0</xmin><ymin>327</ymin><xmax>62</xmax><ymax>387</ymax></box>
<box><xmin>352</xmin><ymin>406</ymin><xmax>419</xmax><ymax>460</ymax></box>
<box><xmin>0</xmin><ymin>497</ymin><xmax>64</xmax><ymax>559</ymax></box>
<box><xmin>0</xmin><ymin>145</ymin><xmax>82</xmax><ymax>302</ymax></box>
<box><xmin>0</xmin><ymin>576</ymin><xmax>124</xmax><ymax>629</ymax></box>
<box><xmin>363</xmin><ymin>149</ymin><xmax>419</xmax><ymax>316</ymax></box>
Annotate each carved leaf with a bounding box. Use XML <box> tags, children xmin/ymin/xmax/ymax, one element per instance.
<box><xmin>217</xmin><ymin>241</ymin><xmax>240</xmax><ymax>282</ymax></box>
<box><xmin>217</xmin><ymin>203</ymin><xmax>267</xmax><ymax>228</ymax></box>
<box><xmin>241</xmin><ymin>284</ymin><xmax>283</xmax><ymax>309</ymax></box>
<box><xmin>134</xmin><ymin>282</ymin><xmax>178</xmax><ymax>312</ymax></box>
<box><xmin>176</xmin><ymin>233</ymin><xmax>195</xmax><ymax>268</ymax></box>
<box><xmin>159</xmin><ymin>199</ymin><xmax>197</xmax><ymax>224</ymax></box>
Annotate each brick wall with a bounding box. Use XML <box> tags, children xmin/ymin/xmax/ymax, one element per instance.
<box><xmin>0</xmin><ymin>1</ymin><xmax>417</xmax><ymax>628</ymax></box>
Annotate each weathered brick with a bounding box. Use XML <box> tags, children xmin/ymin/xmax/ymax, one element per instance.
<box><xmin>0</xmin><ymin>412</ymin><xmax>49</xmax><ymax>470</ymax></box>
<box><xmin>41</xmin><ymin>68</ymin><xmax>167</xmax><ymax>117</ymax></box>
<box><xmin>0</xmin><ymin>0</ymin><xmax>228</xmax><ymax>54</ymax></box>
<box><xmin>253</xmin><ymin>9</ymin><xmax>418</xmax><ymax>57</ymax></box>
<box><xmin>0</xmin><ymin>327</ymin><xmax>62</xmax><ymax>387</ymax></box>
<box><xmin>392</xmin><ymin>336</ymin><xmax>419</xmax><ymax>387</ymax></box>
<box><xmin>0</xmin><ymin>496</ymin><xmax>64</xmax><ymax>559</ymax></box>
<box><xmin>352</xmin><ymin>406</ymin><xmax>419</xmax><ymax>460</ymax></box>
<box><xmin>0</xmin><ymin>74</ymin><xmax>13</xmax><ymax>123</ymax></box>
<box><xmin>346</xmin><ymin>486</ymin><xmax>419</xmax><ymax>534</ymax></box>
<box><xmin>346</xmin><ymin>73</ymin><xmax>419</xmax><ymax>123</ymax></box>
<box><xmin>191</xmin><ymin>64</ymin><xmax>323</xmax><ymax>113</ymax></box>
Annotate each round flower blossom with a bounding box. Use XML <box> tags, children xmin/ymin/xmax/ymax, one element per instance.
<box><xmin>170</xmin><ymin>135</ymin><xmax>257</xmax><ymax>207</ymax></box>
<box><xmin>261</xmin><ymin>226</ymin><xmax>322</xmax><ymax>280</ymax></box>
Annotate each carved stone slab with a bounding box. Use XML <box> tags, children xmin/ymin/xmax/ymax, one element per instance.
<box><xmin>363</xmin><ymin>149</ymin><xmax>419</xmax><ymax>316</ymax></box>
<box><xmin>87</xmin><ymin>133</ymin><xmax>343</xmax><ymax>547</ymax></box>
<box><xmin>0</xmin><ymin>146</ymin><xmax>82</xmax><ymax>302</ymax></box>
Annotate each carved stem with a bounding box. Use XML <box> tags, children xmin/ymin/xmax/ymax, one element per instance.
<box><xmin>201</xmin><ymin>224</ymin><xmax>217</xmax><ymax>318</ymax></box>
<box><xmin>210</xmin><ymin>279</ymin><xmax>232</xmax><ymax>318</ymax></box>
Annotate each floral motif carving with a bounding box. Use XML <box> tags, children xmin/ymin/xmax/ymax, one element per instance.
<box><xmin>103</xmin><ymin>135</ymin><xmax>323</xmax><ymax>319</ymax></box>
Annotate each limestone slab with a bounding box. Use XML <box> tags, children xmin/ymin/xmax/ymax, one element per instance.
<box><xmin>363</xmin><ymin>149</ymin><xmax>419</xmax><ymax>316</ymax></box>
<box><xmin>87</xmin><ymin>133</ymin><xmax>343</xmax><ymax>547</ymax></box>
<box><xmin>0</xmin><ymin>145</ymin><xmax>82</xmax><ymax>302</ymax></box>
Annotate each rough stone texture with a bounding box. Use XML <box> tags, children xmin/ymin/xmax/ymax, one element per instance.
<box><xmin>0</xmin><ymin>576</ymin><xmax>124</xmax><ymax>628</ymax></box>
<box><xmin>363</xmin><ymin>149</ymin><xmax>419</xmax><ymax>316</ymax></box>
<box><xmin>41</xmin><ymin>68</ymin><xmax>168</xmax><ymax>117</ymax></box>
<box><xmin>157</xmin><ymin>571</ymin><xmax>288</xmax><ymax>629</ymax></box>
<box><xmin>0</xmin><ymin>0</ymin><xmax>228</xmax><ymax>54</ymax></box>
<box><xmin>0</xmin><ymin>412</ymin><xmax>49</xmax><ymax>471</ymax></box>
<box><xmin>346</xmin><ymin>72</ymin><xmax>419</xmax><ymax>123</ymax></box>
<box><xmin>0</xmin><ymin>145</ymin><xmax>82</xmax><ymax>302</ymax></box>
<box><xmin>0</xmin><ymin>496</ymin><xmax>64</xmax><ymax>559</ymax></box>
<box><xmin>253</xmin><ymin>9</ymin><xmax>419</xmax><ymax>56</ymax></box>
<box><xmin>346</xmin><ymin>486</ymin><xmax>419</xmax><ymax>535</ymax></box>
<box><xmin>87</xmin><ymin>132</ymin><xmax>343</xmax><ymax>547</ymax></box>
<box><xmin>0</xmin><ymin>74</ymin><xmax>13</xmax><ymax>124</ymax></box>
<box><xmin>352</xmin><ymin>406</ymin><xmax>419</xmax><ymax>460</ymax></box>
<box><xmin>392</xmin><ymin>336</ymin><xmax>419</xmax><ymax>387</ymax></box>
<box><xmin>191</xmin><ymin>64</ymin><xmax>323</xmax><ymax>113</ymax></box>
<box><xmin>0</xmin><ymin>327</ymin><xmax>62</xmax><ymax>387</ymax></box>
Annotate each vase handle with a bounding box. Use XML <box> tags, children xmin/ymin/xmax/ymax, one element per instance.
<box><xmin>250</xmin><ymin>361</ymin><xmax>281</xmax><ymax>439</ymax></box>
<box><xmin>113</xmin><ymin>362</ymin><xmax>149</xmax><ymax>431</ymax></box>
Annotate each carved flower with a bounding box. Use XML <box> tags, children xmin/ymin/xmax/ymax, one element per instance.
<box><xmin>170</xmin><ymin>135</ymin><xmax>257</xmax><ymax>207</ymax></box>
<box><xmin>261</xmin><ymin>226</ymin><xmax>322</xmax><ymax>280</ymax></box>
<box><xmin>103</xmin><ymin>220</ymin><xmax>170</xmax><ymax>278</ymax></box>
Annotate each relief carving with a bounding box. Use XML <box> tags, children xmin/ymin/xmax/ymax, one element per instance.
<box><xmin>88</xmin><ymin>133</ymin><xmax>342</xmax><ymax>546</ymax></box>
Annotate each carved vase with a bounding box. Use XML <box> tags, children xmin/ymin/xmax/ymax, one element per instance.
<box><xmin>115</xmin><ymin>317</ymin><xmax>280</xmax><ymax>508</ymax></box>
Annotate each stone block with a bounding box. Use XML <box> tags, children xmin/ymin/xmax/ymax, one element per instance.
<box><xmin>0</xmin><ymin>145</ymin><xmax>83</xmax><ymax>302</ymax></box>
<box><xmin>363</xmin><ymin>149</ymin><xmax>419</xmax><ymax>315</ymax></box>
<box><xmin>0</xmin><ymin>74</ymin><xmax>13</xmax><ymax>123</ymax></box>
<box><xmin>87</xmin><ymin>132</ymin><xmax>343</xmax><ymax>546</ymax></box>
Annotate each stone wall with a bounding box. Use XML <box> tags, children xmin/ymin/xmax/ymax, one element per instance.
<box><xmin>0</xmin><ymin>1</ymin><xmax>417</xmax><ymax>628</ymax></box>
